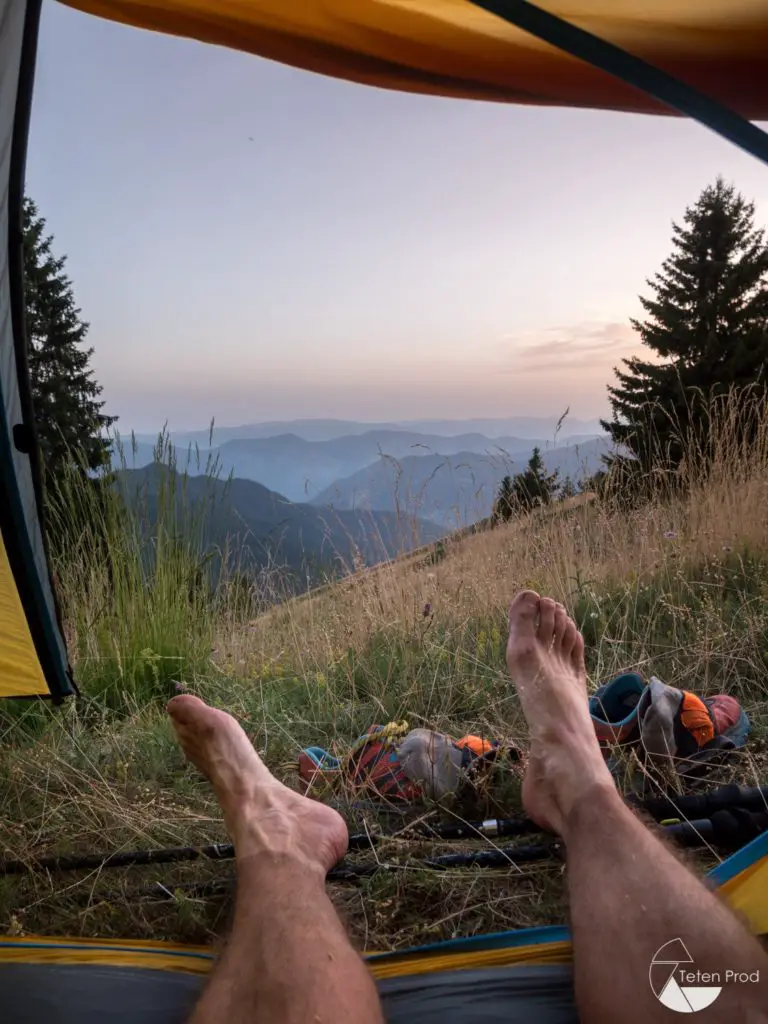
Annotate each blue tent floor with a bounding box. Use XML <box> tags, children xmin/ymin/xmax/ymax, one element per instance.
<box><xmin>0</xmin><ymin>962</ymin><xmax>577</xmax><ymax>1023</ymax></box>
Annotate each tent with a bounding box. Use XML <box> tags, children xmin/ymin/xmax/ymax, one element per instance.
<box><xmin>0</xmin><ymin>841</ymin><xmax>767</xmax><ymax>1021</ymax></box>
<box><xmin>1</xmin><ymin>0</ymin><xmax>768</xmax><ymax>1018</ymax></box>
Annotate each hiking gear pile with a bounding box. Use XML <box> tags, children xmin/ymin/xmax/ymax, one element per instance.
<box><xmin>299</xmin><ymin>674</ymin><xmax>749</xmax><ymax>803</ymax></box>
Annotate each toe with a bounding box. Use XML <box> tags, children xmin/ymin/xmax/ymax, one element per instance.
<box><xmin>507</xmin><ymin>592</ymin><xmax>541</xmax><ymax>668</ymax></box>
<box><xmin>508</xmin><ymin>591</ymin><xmax>540</xmax><ymax>632</ymax></box>
<box><xmin>571</xmin><ymin>630</ymin><xmax>586</xmax><ymax>674</ymax></box>
<box><xmin>166</xmin><ymin>694</ymin><xmax>207</xmax><ymax>722</ymax></box>
<box><xmin>554</xmin><ymin>604</ymin><xmax>568</xmax><ymax>647</ymax></box>
<box><xmin>537</xmin><ymin>597</ymin><xmax>556</xmax><ymax>645</ymax></box>
<box><xmin>560</xmin><ymin>615</ymin><xmax>579</xmax><ymax>657</ymax></box>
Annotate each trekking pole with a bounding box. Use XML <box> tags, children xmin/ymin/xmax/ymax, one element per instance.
<box><xmin>2</xmin><ymin>785</ymin><xmax>765</xmax><ymax>877</ymax></box>
<box><xmin>0</xmin><ymin>842</ymin><xmax>236</xmax><ymax>876</ymax></box>
<box><xmin>77</xmin><ymin>809</ymin><xmax>768</xmax><ymax>905</ymax></box>
<box><xmin>396</xmin><ymin>784</ymin><xmax>768</xmax><ymax>844</ymax></box>
<box><xmin>0</xmin><ymin>819</ymin><xmax>537</xmax><ymax>875</ymax></box>
<box><xmin>662</xmin><ymin>808</ymin><xmax>768</xmax><ymax>849</ymax></box>
<box><xmin>635</xmin><ymin>784</ymin><xmax>768</xmax><ymax>822</ymax></box>
<box><xmin>77</xmin><ymin>845</ymin><xmax>562</xmax><ymax>906</ymax></box>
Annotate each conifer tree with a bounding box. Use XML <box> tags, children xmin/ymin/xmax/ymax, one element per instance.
<box><xmin>23</xmin><ymin>197</ymin><xmax>115</xmax><ymax>482</ymax></box>
<box><xmin>560</xmin><ymin>475</ymin><xmax>577</xmax><ymax>500</ymax></box>
<box><xmin>603</xmin><ymin>178</ymin><xmax>768</xmax><ymax>473</ymax></box>
<box><xmin>493</xmin><ymin>474</ymin><xmax>515</xmax><ymax>523</ymax></box>
<box><xmin>511</xmin><ymin>446</ymin><xmax>560</xmax><ymax>511</ymax></box>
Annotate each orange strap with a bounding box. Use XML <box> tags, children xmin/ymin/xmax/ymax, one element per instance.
<box><xmin>679</xmin><ymin>691</ymin><xmax>715</xmax><ymax>748</ymax></box>
<box><xmin>455</xmin><ymin>735</ymin><xmax>495</xmax><ymax>757</ymax></box>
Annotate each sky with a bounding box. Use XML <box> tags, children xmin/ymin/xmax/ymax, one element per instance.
<box><xmin>26</xmin><ymin>3</ymin><xmax>768</xmax><ymax>434</ymax></box>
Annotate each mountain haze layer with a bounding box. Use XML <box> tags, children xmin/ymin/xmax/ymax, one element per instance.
<box><xmin>116</xmin><ymin>429</ymin><xmax>589</xmax><ymax>501</ymax></box>
<box><xmin>312</xmin><ymin>439</ymin><xmax>610</xmax><ymax>526</ymax></box>
<box><xmin>131</xmin><ymin>416</ymin><xmax>606</xmax><ymax>447</ymax></box>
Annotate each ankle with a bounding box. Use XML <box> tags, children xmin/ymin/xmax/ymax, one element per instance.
<box><xmin>236</xmin><ymin>846</ymin><xmax>329</xmax><ymax>886</ymax></box>
<box><xmin>560</xmin><ymin>777</ymin><xmax>622</xmax><ymax>842</ymax></box>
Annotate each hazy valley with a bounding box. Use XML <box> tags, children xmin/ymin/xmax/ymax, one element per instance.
<box><xmin>118</xmin><ymin>419</ymin><xmax>609</xmax><ymax>515</ymax></box>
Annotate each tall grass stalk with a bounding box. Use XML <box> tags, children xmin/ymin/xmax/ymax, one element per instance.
<box><xmin>46</xmin><ymin>431</ymin><xmax>231</xmax><ymax>705</ymax></box>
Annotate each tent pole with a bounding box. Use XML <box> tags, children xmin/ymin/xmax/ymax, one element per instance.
<box><xmin>470</xmin><ymin>0</ymin><xmax>768</xmax><ymax>167</ymax></box>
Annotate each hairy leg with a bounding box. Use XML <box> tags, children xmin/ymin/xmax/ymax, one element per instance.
<box><xmin>168</xmin><ymin>695</ymin><xmax>383</xmax><ymax>1024</ymax></box>
<box><xmin>506</xmin><ymin>591</ymin><xmax>768</xmax><ymax>1022</ymax></box>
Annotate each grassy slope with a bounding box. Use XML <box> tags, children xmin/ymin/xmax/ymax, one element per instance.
<box><xmin>1</xmin><ymin>409</ymin><xmax>767</xmax><ymax>950</ymax></box>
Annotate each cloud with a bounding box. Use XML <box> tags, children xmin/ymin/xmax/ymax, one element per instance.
<box><xmin>499</xmin><ymin>321</ymin><xmax>638</xmax><ymax>374</ymax></box>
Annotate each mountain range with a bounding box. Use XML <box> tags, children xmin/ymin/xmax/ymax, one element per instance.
<box><xmin>131</xmin><ymin>416</ymin><xmax>605</xmax><ymax>447</ymax></box>
<box><xmin>113</xmin><ymin>418</ymin><xmax>612</xmax><ymax>595</ymax></box>
<box><xmin>117</xmin><ymin>423</ymin><xmax>608</xmax><ymax>504</ymax></box>
<box><xmin>312</xmin><ymin>438</ymin><xmax>610</xmax><ymax>526</ymax></box>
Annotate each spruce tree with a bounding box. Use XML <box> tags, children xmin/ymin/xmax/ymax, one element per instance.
<box><xmin>603</xmin><ymin>178</ymin><xmax>768</xmax><ymax>473</ymax></box>
<box><xmin>511</xmin><ymin>447</ymin><xmax>560</xmax><ymax>512</ymax></box>
<box><xmin>560</xmin><ymin>475</ymin><xmax>577</xmax><ymax>500</ymax></box>
<box><xmin>23</xmin><ymin>197</ymin><xmax>115</xmax><ymax>482</ymax></box>
<box><xmin>493</xmin><ymin>474</ymin><xmax>515</xmax><ymax>523</ymax></box>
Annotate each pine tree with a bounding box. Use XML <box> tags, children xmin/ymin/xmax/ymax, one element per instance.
<box><xmin>23</xmin><ymin>197</ymin><xmax>115</xmax><ymax>482</ymax></box>
<box><xmin>603</xmin><ymin>178</ymin><xmax>768</xmax><ymax>474</ymax></box>
<box><xmin>493</xmin><ymin>474</ymin><xmax>515</xmax><ymax>523</ymax></box>
<box><xmin>511</xmin><ymin>447</ymin><xmax>560</xmax><ymax>512</ymax></box>
<box><xmin>560</xmin><ymin>475</ymin><xmax>577</xmax><ymax>500</ymax></box>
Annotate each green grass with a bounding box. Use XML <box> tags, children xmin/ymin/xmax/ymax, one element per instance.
<box><xmin>1</xmin><ymin>402</ymin><xmax>768</xmax><ymax>949</ymax></box>
<box><xmin>1</xmin><ymin>548</ymin><xmax>766</xmax><ymax>948</ymax></box>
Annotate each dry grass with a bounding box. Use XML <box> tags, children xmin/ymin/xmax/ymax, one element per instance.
<box><xmin>1</xmin><ymin>394</ymin><xmax>767</xmax><ymax>950</ymax></box>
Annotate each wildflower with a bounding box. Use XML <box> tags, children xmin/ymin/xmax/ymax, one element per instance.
<box><xmin>663</xmin><ymin>530</ymin><xmax>677</xmax><ymax>540</ymax></box>
<box><xmin>173</xmin><ymin>681</ymin><xmax>187</xmax><ymax>692</ymax></box>
<box><xmin>422</xmin><ymin>602</ymin><xmax>432</xmax><ymax>618</ymax></box>
<box><xmin>722</xmin><ymin>545</ymin><xmax>733</xmax><ymax>553</ymax></box>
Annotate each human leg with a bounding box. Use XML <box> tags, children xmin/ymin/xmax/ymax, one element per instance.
<box><xmin>167</xmin><ymin>695</ymin><xmax>384</xmax><ymax>1024</ymax></box>
<box><xmin>506</xmin><ymin>591</ymin><xmax>768</xmax><ymax>1023</ymax></box>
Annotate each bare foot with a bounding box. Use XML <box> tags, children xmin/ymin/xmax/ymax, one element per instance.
<box><xmin>506</xmin><ymin>591</ymin><xmax>615</xmax><ymax>836</ymax></box>
<box><xmin>167</xmin><ymin>695</ymin><xmax>348</xmax><ymax>875</ymax></box>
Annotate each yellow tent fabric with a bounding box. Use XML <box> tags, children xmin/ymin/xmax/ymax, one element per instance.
<box><xmin>0</xmin><ymin>933</ymin><xmax>571</xmax><ymax>975</ymax></box>
<box><xmin>717</xmin><ymin>853</ymin><xmax>768</xmax><ymax>938</ymax></box>
<box><xmin>59</xmin><ymin>0</ymin><xmax>768</xmax><ymax>118</ymax></box>
<box><xmin>0</xmin><ymin>533</ymin><xmax>48</xmax><ymax>697</ymax></box>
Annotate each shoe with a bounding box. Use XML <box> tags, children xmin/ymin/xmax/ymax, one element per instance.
<box><xmin>637</xmin><ymin>677</ymin><xmax>749</xmax><ymax>779</ymax></box>
<box><xmin>589</xmin><ymin>672</ymin><xmax>646</xmax><ymax>748</ymax></box>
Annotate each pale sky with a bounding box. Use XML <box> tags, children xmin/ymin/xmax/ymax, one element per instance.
<box><xmin>26</xmin><ymin>2</ymin><xmax>768</xmax><ymax>433</ymax></box>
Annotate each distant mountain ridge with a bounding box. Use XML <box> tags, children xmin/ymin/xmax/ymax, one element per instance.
<box><xmin>116</xmin><ymin>430</ymin><xmax>555</xmax><ymax>501</ymax></box>
<box><xmin>131</xmin><ymin>415</ymin><xmax>606</xmax><ymax>447</ymax></box>
<box><xmin>116</xmin><ymin>424</ymin><xmax>607</xmax><ymax>502</ymax></box>
<box><xmin>312</xmin><ymin>438</ymin><xmax>611</xmax><ymax>527</ymax></box>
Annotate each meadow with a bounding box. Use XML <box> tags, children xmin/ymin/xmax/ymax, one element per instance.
<box><xmin>1</xmin><ymin>397</ymin><xmax>767</xmax><ymax>950</ymax></box>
